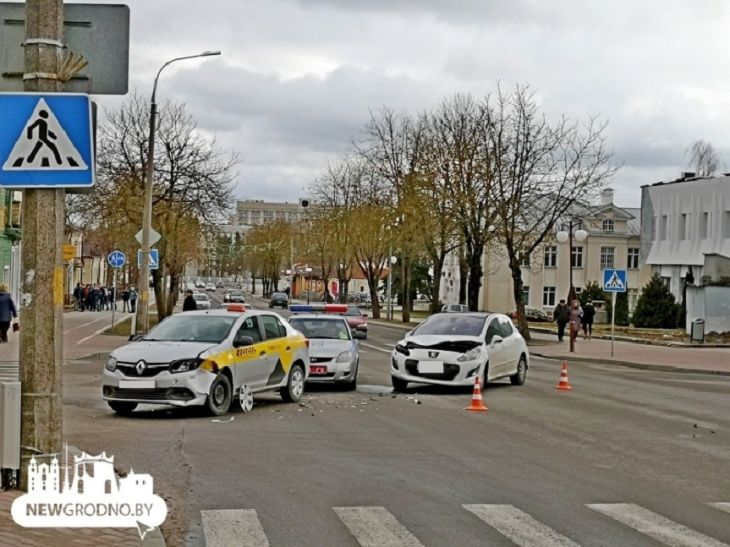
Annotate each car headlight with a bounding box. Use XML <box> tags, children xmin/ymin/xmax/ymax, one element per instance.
<box><xmin>394</xmin><ymin>343</ymin><xmax>409</xmax><ymax>356</ymax></box>
<box><xmin>457</xmin><ymin>346</ymin><xmax>482</xmax><ymax>362</ymax></box>
<box><xmin>170</xmin><ymin>358</ymin><xmax>201</xmax><ymax>373</ymax></box>
<box><xmin>105</xmin><ymin>356</ymin><xmax>117</xmax><ymax>372</ymax></box>
<box><xmin>336</xmin><ymin>351</ymin><xmax>354</xmax><ymax>363</ymax></box>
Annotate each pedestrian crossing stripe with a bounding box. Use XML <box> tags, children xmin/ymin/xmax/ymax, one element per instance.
<box><xmin>2</xmin><ymin>98</ymin><xmax>87</xmax><ymax>171</ymax></box>
<box><xmin>200</xmin><ymin>503</ymin><xmax>730</xmax><ymax>546</ymax></box>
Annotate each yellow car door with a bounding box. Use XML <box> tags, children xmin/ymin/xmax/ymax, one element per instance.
<box><xmin>231</xmin><ymin>316</ymin><xmax>270</xmax><ymax>389</ymax></box>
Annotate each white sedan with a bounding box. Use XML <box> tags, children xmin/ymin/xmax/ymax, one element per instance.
<box><xmin>390</xmin><ymin>312</ymin><xmax>528</xmax><ymax>391</ymax></box>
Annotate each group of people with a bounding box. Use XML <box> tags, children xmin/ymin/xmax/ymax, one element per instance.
<box><xmin>553</xmin><ymin>299</ymin><xmax>595</xmax><ymax>344</ymax></box>
<box><xmin>73</xmin><ymin>283</ymin><xmax>138</xmax><ymax>313</ymax></box>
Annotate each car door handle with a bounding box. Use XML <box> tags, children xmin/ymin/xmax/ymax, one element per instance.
<box><xmin>259</xmin><ymin>351</ymin><xmax>266</xmax><ymax>356</ymax></box>
<box><xmin>285</xmin><ymin>346</ymin><xmax>291</xmax><ymax>351</ymax></box>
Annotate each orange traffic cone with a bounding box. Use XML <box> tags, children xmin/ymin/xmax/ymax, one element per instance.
<box><xmin>466</xmin><ymin>376</ymin><xmax>488</xmax><ymax>411</ymax></box>
<box><xmin>556</xmin><ymin>361</ymin><xmax>572</xmax><ymax>391</ymax></box>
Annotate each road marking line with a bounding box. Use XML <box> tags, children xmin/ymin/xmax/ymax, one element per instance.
<box><xmin>64</xmin><ymin>315</ymin><xmax>111</xmax><ymax>334</ymax></box>
<box><xmin>587</xmin><ymin>503</ymin><xmax>728</xmax><ymax>547</ymax></box>
<box><xmin>333</xmin><ymin>506</ymin><xmax>424</xmax><ymax>547</ymax></box>
<box><xmin>201</xmin><ymin>509</ymin><xmax>270</xmax><ymax>547</ymax></box>
<box><xmin>463</xmin><ymin>504</ymin><xmax>580</xmax><ymax>547</ymax></box>
<box><xmin>75</xmin><ymin>314</ymin><xmax>130</xmax><ymax>346</ymax></box>
<box><xmin>710</xmin><ymin>502</ymin><xmax>730</xmax><ymax>514</ymax></box>
<box><xmin>359</xmin><ymin>342</ymin><xmax>392</xmax><ymax>354</ymax></box>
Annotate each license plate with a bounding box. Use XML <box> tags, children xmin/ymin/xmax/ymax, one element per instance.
<box><xmin>310</xmin><ymin>365</ymin><xmax>327</xmax><ymax>375</ymax></box>
<box><xmin>119</xmin><ymin>379</ymin><xmax>155</xmax><ymax>389</ymax></box>
<box><xmin>418</xmin><ymin>361</ymin><xmax>444</xmax><ymax>374</ymax></box>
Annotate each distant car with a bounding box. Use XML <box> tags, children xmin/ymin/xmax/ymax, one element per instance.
<box><xmin>195</xmin><ymin>281</ymin><xmax>205</xmax><ymax>289</ymax></box>
<box><xmin>192</xmin><ymin>293</ymin><xmax>211</xmax><ymax>310</ymax></box>
<box><xmin>216</xmin><ymin>281</ymin><xmax>225</xmax><ymax>289</ymax></box>
<box><xmin>288</xmin><ymin>315</ymin><xmax>359</xmax><ymax>389</ymax></box>
<box><xmin>269</xmin><ymin>292</ymin><xmax>289</xmax><ymax>309</ymax></box>
<box><xmin>442</xmin><ymin>304</ymin><xmax>470</xmax><ymax>313</ymax></box>
<box><xmin>224</xmin><ymin>290</ymin><xmax>245</xmax><ymax>303</ymax></box>
<box><xmin>390</xmin><ymin>312</ymin><xmax>529</xmax><ymax>391</ymax></box>
<box><xmin>344</xmin><ymin>305</ymin><xmax>368</xmax><ymax>339</ymax></box>
<box><xmin>206</xmin><ymin>283</ymin><xmax>216</xmax><ymax>292</ymax></box>
<box><xmin>510</xmin><ymin>308</ymin><xmax>551</xmax><ymax>322</ymax></box>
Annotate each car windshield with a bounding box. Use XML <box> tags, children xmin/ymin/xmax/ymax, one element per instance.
<box><xmin>143</xmin><ymin>315</ymin><xmax>236</xmax><ymax>343</ymax></box>
<box><xmin>193</xmin><ymin>294</ymin><xmax>209</xmax><ymax>301</ymax></box>
<box><xmin>413</xmin><ymin>315</ymin><xmax>486</xmax><ymax>337</ymax></box>
<box><xmin>289</xmin><ymin>318</ymin><xmax>350</xmax><ymax>340</ymax></box>
<box><xmin>272</xmin><ymin>293</ymin><xmax>287</xmax><ymax>299</ymax></box>
<box><xmin>345</xmin><ymin>306</ymin><xmax>362</xmax><ymax>317</ymax></box>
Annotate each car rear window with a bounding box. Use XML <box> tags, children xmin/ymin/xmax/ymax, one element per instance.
<box><xmin>413</xmin><ymin>315</ymin><xmax>486</xmax><ymax>337</ymax></box>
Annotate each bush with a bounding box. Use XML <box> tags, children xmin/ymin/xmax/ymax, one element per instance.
<box><xmin>606</xmin><ymin>291</ymin><xmax>630</xmax><ymax>326</ymax></box>
<box><xmin>579</xmin><ymin>281</ymin><xmax>607</xmax><ymax>307</ymax></box>
<box><xmin>632</xmin><ymin>273</ymin><xmax>680</xmax><ymax>328</ymax></box>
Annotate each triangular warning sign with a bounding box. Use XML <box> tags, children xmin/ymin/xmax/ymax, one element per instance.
<box><xmin>2</xmin><ymin>98</ymin><xmax>87</xmax><ymax>171</ymax></box>
<box><xmin>606</xmin><ymin>271</ymin><xmax>625</xmax><ymax>289</ymax></box>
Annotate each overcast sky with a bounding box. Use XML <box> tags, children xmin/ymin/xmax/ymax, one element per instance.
<box><xmin>80</xmin><ymin>0</ymin><xmax>729</xmax><ymax>209</ymax></box>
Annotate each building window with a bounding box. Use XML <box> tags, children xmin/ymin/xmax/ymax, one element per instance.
<box><xmin>700</xmin><ymin>212</ymin><xmax>709</xmax><ymax>239</ymax></box>
<box><xmin>518</xmin><ymin>249</ymin><xmax>530</xmax><ymax>268</ymax></box>
<box><xmin>544</xmin><ymin>245</ymin><xmax>557</xmax><ymax>268</ymax></box>
<box><xmin>627</xmin><ymin>248</ymin><xmax>639</xmax><ymax>269</ymax></box>
<box><xmin>600</xmin><ymin>246</ymin><xmax>615</xmax><ymax>270</ymax></box>
<box><xmin>522</xmin><ymin>286</ymin><xmax>530</xmax><ymax>306</ymax></box>
<box><xmin>543</xmin><ymin>286</ymin><xmax>556</xmax><ymax>307</ymax></box>
<box><xmin>660</xmin><ymin>215</ymin><xmax>669</xmax><ymax>240</ymax></box>
<box><xmin>680</xmin><ymin>213</ymin><xmax>689</xmax><ymax>240</ymax></box>
<box><xmin>571</xmin><ymin>246</ymin><xmax>583</xmax><ymax>268</ymax></box>
<box><xmin>602</xmin><ymin>219</ymin><xmax>614</xmax><ymax>232</ymax></box>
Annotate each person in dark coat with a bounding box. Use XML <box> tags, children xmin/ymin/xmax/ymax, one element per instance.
<box><xmin>0</xmin><ymin>284</ymin><xmax>18</xmax><ymax>343</ymax></box>
<box><xmin>554</xmin><ymin>299</ymin><xmax>569</xmax><ymax>343</ymax></box>
<box><xmin>183</xmin><ymin>290</ymin><xmax>197</xmax><ymax>311</ymax></box>
<box><xmin>581</xmin><ymin>301</ymin><xmax>595</xmax><ymax>340</ymax></box>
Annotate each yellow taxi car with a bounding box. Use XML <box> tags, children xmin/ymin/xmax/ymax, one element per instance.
<box><xmin>102</xmin><ymin>306</ymin><xmax>310</xmax><ymax>416</ymax></box>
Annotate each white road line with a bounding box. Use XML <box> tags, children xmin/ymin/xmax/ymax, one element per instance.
<box><xmin>333</xmin><ymin>506</ymin><xmax>424</xmax><ymax>547</ymax></box>
<box><xmin>359</xmin><ymin>342</ymin><xmax>392</xmax><ymax>354</ymax></box>
<box><xmin>588</xmin><ymin>503</ymin><xmax>728</xmax><ymax>547</ymax></box>
<box><xmin>710</xmin><ymin>502</ymin><xmax>730</xmax><ymax>514</ymax></box>
<box><xmin>201</xmin><ymin>509</ymin><xmax>270</xmax><ymax>547</ymax></box>
<box><xmin>75</xmin><ymin>315</ymin><xmax>130</xmax><ymax>346</ymax></box>
<box><xmin>464</xmin><ymin>504</ymin><xmax>580</xmax><ymax>547</ymax></box>
<box><xmin>64</xmin><ymin>315</ymin><xmax>111</xmax><ymax>334</ymax></box>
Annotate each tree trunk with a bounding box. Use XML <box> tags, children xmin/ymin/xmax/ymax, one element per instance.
<box><xmin>153</xmin><ymin>268</ymin><xmax>168</xmax><ymax>319</ymax></box>
<box><xmin>401</xmin><ymin>256</ymin><xmax>411</xmax><ymax>323</ymax></box>
<box><xmin>166</xmin><ymin>270</ymin><xmax>180</xmax><ymax>316</ymax></box>
<box><xmin>458</xmin><ymin>249</ymin><xmax>469</xmax><ymax>305</ymax></box>
<box><xmin>467</xmin><ymin>244</ymin><xmax>483</xmax><ymax>311</ymax></box>
<box><xmin>430</xmin><ymin>251</ymin><xmax>446</xmax><ymax>314</ymax></box>
<box><xmin>510</xmin><ymin>261</ymin><xmax>530</xmax><ymax>341</ymax></box>
<box><xmin>367</xmin><ymin>272</ymin><xmax>381</xmax><ymax>319</ymax></box>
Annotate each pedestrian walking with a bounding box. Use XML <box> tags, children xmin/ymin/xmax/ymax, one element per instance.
<box><xmin>581</xmin><ymin>301</ymin><xmax>595</xmax><ymax>340</ymax></box>
<box><xmin>122</xmin><ymin>287</ymin><xmax>130</xmax><ymax>312</ymax></box>
<box><xmin>129</xmin><ymin>287</ymin><xmax>138</xmax><ymax>313</ymax></box>
<box><xmin>569</xmin><ymin>299</ymin><xmax>583</xmax><ymax>345</ymax></box>
<box><xmin>554</xmin><ymin>299</ymin><xmax>569</xmax><ymax>343</ymax></box>
<box><xmin>73</xmin><ymin>282</ymin><xmax>83</xmax><ymax>311</ymax></box>
<box><xmin>183</xmin><ymin>289</ymin><xmax>197</xmax><ymax>311</ymax></box>
<box><xmin>0</xmin><ymin>284</ymin><xmax>18</xmax><ymax>343</ymax></box>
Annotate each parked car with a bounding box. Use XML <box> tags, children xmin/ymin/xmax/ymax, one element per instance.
<box><xmin>216</xmin><ymin>281</ymin><xmax>225</xmax><ymax>289</ymax></box>
<box><xmin>269</xmin><ymin>292</ymin><xmax>289</xmax><ymax>309</ymax></box>
<box><xmin>102</xmin><ymin>310</ymin><xmax>310</xmax><ymax>415</ymax></box>
<box><xmin>344</xmin><ymin>305</ymin><xmax>368</xmax><ymax>339</ymax></box>
<box><xmin>442</xmin><ymin>304</ymin><xmax>470</xmax><ymax>313</ymax></box>
<box><xmin>192</xmin><ymin>293</ymin><xmax>211</xmax><ymax>310</ymax></box>
<box><xmin>206</xmin><ymin>283</ymin><xmax>216</xmax><ymax>292</ymax></box>
<box><xmin>390</xmin><ymin>312</ymin><xmax>528</xmax><ymax>391</ymax></box>
<box><xmin>288</xmin><ymin>315</ymin><xmax>359</xmax><ymax>389</ymax></box>
<box><xmin>510</xmin><ymin>307</ymin><xmax>551</xmax><ymax>322</ymax></box>
<box><xmin>224</xmin><ymin>290</ymin><xmax>245</xmax><ymax>303</ymax></box>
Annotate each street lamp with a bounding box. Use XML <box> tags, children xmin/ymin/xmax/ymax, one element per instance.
<box><xmin>136</xmin><ymin>50</ymin><xmax>221</xmax><ymax>334</ymax></box>
<box><xmin>387</xmin><ymin>255</ymin><xmax>397</xmax><ymax>321</ymax></box>
<box><xmin>304</xmin><ymin>267</ymin><xmax>312</xmax><ymax>304</ymax></box>
<box><xmin>556</xmin><ymin>220</ymin><xmax>588</xmax><ymax>353</ymax></box>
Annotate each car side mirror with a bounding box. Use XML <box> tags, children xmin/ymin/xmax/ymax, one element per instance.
<box><xmin>490</xmin><ymin>335</ymin><xmax>504</xmax><ymax>346</ymax></box>
<box><xmin>233</xmin><ymin>335</ymin><xmax>255</xmax><ymax>348</ymax></box>
<box><xmin>128</xmin><ymin>334</ymin><xmax>143</xmax><ymax>342</ymax></box>
<box><xmin>362</xmin><ymin>313</ymin><xmax>369</xmax><ymax>318</ymax></box>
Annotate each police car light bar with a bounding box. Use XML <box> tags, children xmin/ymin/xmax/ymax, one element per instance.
<box><xmin>289</xmin><ymin>304</ymin><xmax>348</xmax><ymax>314</ymax></box>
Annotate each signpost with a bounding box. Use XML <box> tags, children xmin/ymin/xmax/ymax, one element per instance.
<box><xmin>603</xmin><ymin>268</ymin><xmax>627</xmax><ymax>357</ymax></box>
<box><xmin>107</xmin><ymin>250</ymin><xmax>126</xmax><ymax>330</ymax></box>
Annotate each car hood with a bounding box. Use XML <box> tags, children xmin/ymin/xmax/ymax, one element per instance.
<box><xmin>308</xmin><ymin>338</ymin><xmax>353</xmax><ymax>357</ymax></box>
<box><xmin>402</xmin><ymin>334</ymin><xmax>482</xmax><ymax>352</ymax></box>
<box><xmin>111</xmin><ymin>341</ymin><xmax>219</xmax><ymax>363</ymax></box>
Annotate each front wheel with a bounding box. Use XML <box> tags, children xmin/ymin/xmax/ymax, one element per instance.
<box><xmin>207</xmin><ymin>373</ymin><xmax>232</xmax><ymax>416</ymax></box>
<box><xmin>510</xmin><ymin>355</ymin><xmax>528</xmax><ymax>386</ymax></box>
<box><xmin>108</xmin><ymin>401</ymin><xmax>137</xmax><ymax>415</ymax></box>
<box><xmin>281</xmin><ymin>364</ymin><xmax>305</xmax><ymax>402</ymax></box>
<box><xmin>343</xmin><ymin>362</ymin><xmax>359</xmax><ymax>391</ymax></box>
<box><xmin>391</xmin><ymin>375</ymin><xmax>408</xmax><ymax>392</ymax></box>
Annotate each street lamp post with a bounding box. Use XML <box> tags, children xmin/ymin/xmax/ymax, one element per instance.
<box><xmin>387</xmin><ymin>255</ymin><xmax>397</xmax><ymax>321</ymax></box>
<box><xmin>305</xmin><ymin>267</ymin><xmax>312</xmax><ymax>304</ymax></box>
<box><xmin>136</xmin><ymin>50</ymin><xmax>220</xmax><ymax>334</ymax></box>
<box><xmin>557</xmin><ymin>220</ymin><xmax>588</xmax><ymax>353</ymax></box>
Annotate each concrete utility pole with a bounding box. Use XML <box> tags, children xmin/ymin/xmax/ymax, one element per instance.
<box><xmin>19</xmin><ymin>0</ymin><xmax>65</xmax><ymax>485</ymax></box>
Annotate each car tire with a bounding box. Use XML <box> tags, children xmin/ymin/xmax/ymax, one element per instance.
<box><xmin>206</xmin><ymin>373</ymin><xmax>232</xmax><ymax>416</ymax></box>
<box><xmin>482</xmin><ymin>361</ymin><xmax>490</xmax><ymax>387</ymax></box>
<box><xmin>343</xmin><ymin>361</ymin><xmax>359</xmax><ymax>391</ymax></box>
<box><xmin>510</xmin><ymin>355</ymin><xmax>528</xmax><ymax>386</ymax></box>
<box><xmin>391</xmin><ymin>375</ymin><xmax>408</xmax><ymax>392</ymax></box>
<box><xmin>281</xmin><ymin>363</ymin><xmax>305</xmax><ymax>403</ymax></box>
<box><xmin>108</xmin><ymin>401</ymin><xmax>137</xmax><ymax>415</ymax></box>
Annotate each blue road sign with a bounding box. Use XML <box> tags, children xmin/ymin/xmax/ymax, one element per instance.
<box><xmin>603</xmin><ymin>268</ymin><xmax>627</xmax><ymax>293</ymax></box>
<box><xmin>0</xmin><ymin>93</ymin><xmax>94</xmax><ymax>188</ymax></box>
<box><xmin>107</xmin><ymin>250</ymin><xmax>126</xmax><ymax>269</ymax></box>
<box><xmin>137</xmin><ymin>248</ymin><xmax>159</xmax><ymax>270</ymax></box>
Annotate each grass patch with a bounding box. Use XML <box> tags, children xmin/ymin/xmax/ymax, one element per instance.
<box><xmin>103</xmin><ymin>313</ymin><xmax>160</xmax><ymax>336</ymax></box>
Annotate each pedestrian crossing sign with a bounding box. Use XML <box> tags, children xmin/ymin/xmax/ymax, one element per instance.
<box><xmin>138</xmin><ymin>248</ymin><xmax>160</xmax><ymax>270</ymax></box>
<box><xmin>603</xmin><ymin>268</ymin><xmax>627</xmax><ymax>292</ymax></box>
<box><xmin>0</xmin><ymin>93</ymin><xmax>94</xmax><ymax>188</ymax></box>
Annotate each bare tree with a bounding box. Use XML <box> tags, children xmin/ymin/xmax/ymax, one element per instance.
<box><xmin>687</xmin><ymin>140</ymin><xmax>719</xmax><ymax>177</ymax></box>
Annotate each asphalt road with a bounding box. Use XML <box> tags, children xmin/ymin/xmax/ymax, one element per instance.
<box><xmin>61</xmin><ymin>293</ymin><xmax>730</xmax><ymax>547</ymax></box>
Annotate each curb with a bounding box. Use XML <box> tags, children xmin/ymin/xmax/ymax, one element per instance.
<box><xmin>530</xmin><ymin>351</ymin><xmax>730</xmax><ymax>377</ymax></box>
<box><xmin>528</xmin><ymin>326</ymin><xmax>730</xmax><ymax>348</ymax></box>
